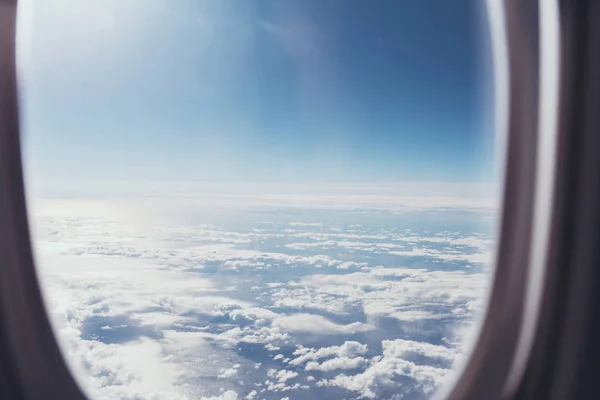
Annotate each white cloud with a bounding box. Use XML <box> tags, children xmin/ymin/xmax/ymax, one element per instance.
<box><xmin>265</xmin><ymin>343</ymin><xmax>281</xmax><ymax>352</ymax></box>
<box><xmin>272</xmin><ymin>314</ymin><xmax>376</xmax><ymax>335</ymax></box>
<box><xmin>388</xmin><ymin>247</ymin><xmax>493</xmax><ymax>265</ymax></box>
<box><xmin>218</xmin><ymin>364</ymin><xmax>241</xmax><ymax>379</ymax></box>
<box><xmin>57</xmin><ymin>337</ymin><xmax>190</xmax><ymax>400</ymax></box>
<box><xmin>288</xmin><ymin>222</ymin><xmax>323</xmax><ymax>227</ymax></box>
<box><xmin>230</xmin><ymin>308</ymin><xmax>278</xmax><ymax>324</ymax></box>
<box><xmin>290</xmin><ymin>341</ymin><xmax>368</xmax><ymax>367</ymax></box>
<box><xmin>270</xmin><ymin>267</ymin><xmax>487</xmax><ymax>324</ymax></box>
<box><xmin>305</xmin><ymin>356</ymin><xmax>366</xmax><ymax>371</ymax></box>
<box><xmin>317</xmin><ymin>339</ymin><xmax>454</xmax><ymax>398</ymax></box>
<box><xmin>151</xmin><ymin>295</ymin><xmax>252</xmax><ymax>317</ymax></box>
<box><xmin>270</xmin><ymin>287</ymin><xmax>353</xmax><ymax>315</ymax></box>
<box><xmin>220</xmin><ymin>326</ymin><xmax>290</xmax><ymax>345</ymax></box>
<box><xmin>336</xmin><ymin>261</ymin><xmax>369</xmax><ymax>270</ymax></box>
<box><xmin>383</xmin><ymin>338</ymin><xmax>457</xmax><ymax>362</ymax></box>
<box><xmin>201</xmin><ymin>391</ymin><xmax>238</xmax><ymax>400</ymax></box>
<box><xmin>30</xmin><ymin>199</ymin><xmax>492</xmax><ymax>400</ymax></box>
<box><xmin>273</xmin><ymin>370</ymin><xmax>298</xmax><ymax>383</ymax></box>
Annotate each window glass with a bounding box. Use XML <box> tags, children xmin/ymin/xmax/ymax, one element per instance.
<box><xmin>18</xmin><ymin>1</ymin><xmax>498</xmax><ymax>399</ymax></box>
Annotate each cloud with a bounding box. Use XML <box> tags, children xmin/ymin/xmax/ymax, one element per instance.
<box><xmin>289</xmin><ymin>341</ymin><xmax>368</xmax><ymax>366</ymax></box>
<box><xmin>152</xmin><ymin>295</ymin><xmax>252</xmax><ymax>317</ymax></box>
<box><xmin>388</xmin><ymin>247</ymin><xmax>493</xmax><ymax>265</ymax></box>
<box><xmin>201</xmin><ymin>391</ymin><xmax>238</xmax><ymax>400</ymax></box>
<box><xmin>58</xmin><ymin>337</ymin><xmax>190</xmax><ymax>400</ymax></box>
<box><xmin>317</xmin><ymin>339</ymin><xmax>455</xmax><ymax>398</ymax></box>
<box><xmin>265</xmin><ymin>343</ymin><xmax>281</xmax><ymax>352</ymax></box>
<box><xmin>218</xmin><ymin>364</ymin><xmax>241</xmax><ymax>379</ymax></box>
<box><xmin>288</xmin><ymin>222</ymin><xmax>323</xmax><ymax>227</ymax></box>
<box><xmin>268</xmin><ymin>369</ymin><xmax>299</xmax><ymax>383</ymax></box>
<box><xmin>284</xmin><ymin>232</ymin><xmax>493</xmax><ymax>265</ymax></box>
<box><xmin>220</xmin><ymin>326</ymin><xmax>289</xmax><ymax>345</ymax></box>
<box><xmin>270</xmin><ymin>287</ymin><xmax>356</xmax><ymax>315</ymax></box>
<box><xmin>272</xmin><ymin>314</ymin><xmax>376</xmax><ymax>335</ymax></box>
<box><xmin>305</xmin><ymin>356</ymin><xmax>367</xmax><ymax>371</ymax></box>
<box><xmin>270</xmin><ymin>267</ymin><xmax>487</xmax><ymax>324</ymax></box>
<box><xmin>30</xmin><ymin>199</ymin><xmax>492</xmax><ymax>400</ymax></box>
<box><xmin>383</xmin><ymin>338</ymin><xmax>457</xmax><ymax>362</ymax></box>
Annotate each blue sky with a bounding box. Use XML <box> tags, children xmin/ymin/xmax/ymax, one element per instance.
<box><xmin>18</xmin><ymin>0</ymin><xmax>494</xmax><ymax>192</ymax></box>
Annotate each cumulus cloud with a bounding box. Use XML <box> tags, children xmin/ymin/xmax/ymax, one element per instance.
<box><xmin>270</xmin><ymin>267</ymin><xmax>487</xmax><ymax>324</ymax></box>
<box><xmin>201</xmin><ymin>391</ymin><xmax>238</xmax><ymax>400</ymax></box>
<box><xmin>265</xmin><ymin>343</ymin><xmax>281</xmax><ymax>352</ymax></box>
<box><xmin>272</xmin><ymin>314</ymin><xmax>376</xmax><ymax>335</ymax></box>
<box><xmin>305</xmin><ymin>356</ymin><xmax>367</xmax><ymax>371</ymax></box>
<box><xmin>218</xmin><ymin>364</ymin><xmax>241</xmax><ymax>379</ymax></box>
<box><xmin>317</xmin><ymin>339</ymin><xmax>455</xmax><ymax>398</ymax></box>
<box><xmin>30</xmin><ymin>198</ymin><xmax>492</xmax><ymax>400</ymax></box>
<box><xmin>290</xmin><ymin>341</ymin><xmax>368</xmax><ymax>366</ymax></box>
<box><xmin>220</xmin><ymin>325</ymin><xmax>289</xmax><ymax>345</ymax></box>
<box><xmin>268</xmin><ymin>369</ymin><xmax>298</xmax><ymax>383</ymax></box>
<box><xmin>229</xmin><ymin>307</ymin><xmax>278</xmax><ymax>324</ymax></box>
<box><xmin>383</xmin><ymin>338</ymin><xmax>457</xmax><ymax>362</ymax></box>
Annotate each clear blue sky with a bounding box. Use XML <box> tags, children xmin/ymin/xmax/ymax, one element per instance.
<box><xmin>18</xmin><ymin>0</ymin><xmax>494</xmax><ymax>190</ymax></box>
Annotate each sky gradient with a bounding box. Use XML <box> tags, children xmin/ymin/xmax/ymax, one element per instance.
<box><xmin>17</xmin><ymin>0</ymin><xmax>494</xmax><ymax>195</ymax></box>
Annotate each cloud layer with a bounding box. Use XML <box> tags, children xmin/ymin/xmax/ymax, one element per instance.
<box><xmin>31</xmin><ymin>198</ymin><xmax>494</xmax><ymax>399</ymax></box>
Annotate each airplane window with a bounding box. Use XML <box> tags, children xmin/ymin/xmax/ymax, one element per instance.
<box><xmin>16</xmin><ymin>0</ymin><xmax>499</xmax><ymax>399</ymax></box>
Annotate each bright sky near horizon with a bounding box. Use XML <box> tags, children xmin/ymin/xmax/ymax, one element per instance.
<box><xmin>17</xmin><ymin>0</ymin><xmax>495</xmax><ymax>197</ymax></box>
